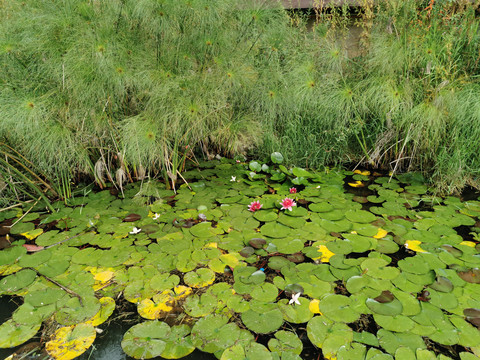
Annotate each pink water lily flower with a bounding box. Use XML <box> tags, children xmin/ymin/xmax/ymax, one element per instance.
<box><xmin>289</xmin><ymin>187</ymin><xmax>297</xmax><ymax>194</ymax></box>
<box><xmin>248</xmin><ymin>200</ymin><xmax>263</xmax><ymax>212</ymax></box>
<box><xmin>280</xmin><ymin>197</ymin><xmax>296</xmax><ymax>211</ymax></box>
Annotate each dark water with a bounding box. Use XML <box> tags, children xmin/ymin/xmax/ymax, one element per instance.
<box><xmin>0</xmin><ymin>296</ymin><xmax>215</xmax><ymax>360</ymax></box>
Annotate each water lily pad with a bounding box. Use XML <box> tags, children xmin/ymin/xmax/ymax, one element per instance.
<box><xmin>10</xmin><ymin>221</ymin><xmax>35</xmax><ymax>235</ymax></box>
<box><xmin>183</xmin><ymin>293</ymin><xmax>217</xmax><ymax>317</ymax></box>
<box><xmin>307</xmin><ymin>316</ymin><xmax>353</xmax><ymax>359</ymax></box>
<box><xmin>149</xmin><ymin>273</ymin><xmax>180</xmax><ymax>292</ymax></box>
<box><xmin>277</xmin><ymin>297</ymin><xmax>314</xmax><ymax>323</ymax></box>
<box><xmin>345</xmin><ymin>210</ymin><xmax>377</xmax><ymax>224</ymax></box>
<box><xmin>261</xmin><ymin>222</ymin><xmax>292</xmax><ymax>238</ymax></box>
<box><xmin>271</xmin><ymin>152</ymin><xmax>284</xmax><ymax>164</ymax></box>
<box><xmin>377</xmin><ymin>329</ymin><xmax>426</xmax><ymax>355</ymax></box>
<box><xmin>46</xmin><ymin>323</ymin><xmax>96</xmax><ymax>360</ymax></box>
<box><xmin>309</xmin><ymin>202</ymin><xmax>334</xmax><ymax>213</ymax></box>
<box><xmin>457</xmin><ymin>268</ymin><xmax>480</xmax><ymax>284</ymax></box>
<box><xmin>85</xmin><ymin>297</ymin><xmax>115</xmax><ymax>326</ymax></box>
<box><xmin>429</xmin><ymin>276</ymin><xmax>453</xmax><ymax>292</ymax></box>
<box><xmin>24</xmin><ymin>287</ymin><xmax>65</xmax><ymax>307</ymax></box>
<box><xmin>398</xmin><ymin>256</ymin><xmax>431</xmax><ymax>274</ymax></box>
<box><xmin>221</xmin><ymin>343</ymin><xmax>273</xmax><ymax>360</ymax></box>
<box><xmin>241</xmin><ymin>308</ymin><xmax>284</xmax><ymax>333</ymax></box>
<box><xmin>160</xmin><ymin>324</ymin><xmax>195</xmax><ymax>359</ymax></box>
<box><xmin>192</xmin><ymin>314</ymin><xmax>252</xmax><ymax>353</ymax></box>
<box><xmin>55</xmin><ymin>296</ymin><xmax>101</xmax><ymax>325</ymax></box>
<box><xmin>121</xmin><ymin>321</ymin><xmax>170</xmax><ymax>359</ymax></box>
<box><xmin>36</xmin><ymin>258</ymin><xmax>70</xmax><ymax>278</ymax></box>
<box><xmin>361</xmin><ymin>258</ymin><xmax>399</xmax><ymax>280</ymax></box>
<box><xmin>184</xmin><ymin>268</ymin><xmax>215</xmax><ymax>288</ymax></box>
<box><xmin>0</xmin><ymin>245</ymin><xmax>27</xmax><ymax>266</ymax></box>
<box><xmin>254</xmin><ymin>211</ymin><xmax>278</xmax><ymax>222</ymax></box>
<box><xmin>268</xmin><ymin>330</ymin><xmax>303</xmax><ymax>355</ymax></box>
<box><xmin>138</xmin><ymin>296</ymin><xmax>174</xmax><ymax>320</ymax></box>
<box><xmin>366</xmin><ymin>295</ymin><xmax>403</xmax><ymax>316</ymax></box>
<box><xmin>0</xmin><ymin>268</ymin><xmax>36</xmax><ymax>294</ymax></box>
<box><xmin>251</xmin><ymin>283</ymin><xmax>278</xmax><ymax>302</ymax></box>
<box><xmin>318</xmin><ymin>294</ymin><xmax>360</xmax><ymax>323</ymax></box>
<box><xmin>374</xmin><ymin>314</ymin><xmax>415</xmax><ymax>332</ymax></box>
<box><xmin>0</xmin><ymin>319</ymin><xmax>41</xmax><ymax>348</ymax></box>
<box><xmin>190</xmin><ymin>222</ymin><xmax>223</xmax><ymax>238</ymax></box>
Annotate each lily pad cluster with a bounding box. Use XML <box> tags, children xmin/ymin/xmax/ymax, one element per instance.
<box><xmin>0</xmin><ymin>156</ymin><xmax>480</xmax><ymax>359</ymax></box>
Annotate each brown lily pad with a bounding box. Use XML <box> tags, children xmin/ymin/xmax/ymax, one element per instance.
<box><xmin>457</xmin><ymin>268</ymin><xmax>480</xmax><ymax>284</ymax></box>
<box><xmin>123</xmin><ymin>214</ymin><xmax>141</xmax><ymax>222</ymax></box>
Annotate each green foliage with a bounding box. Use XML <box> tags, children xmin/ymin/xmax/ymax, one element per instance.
<box><xmin>1</xmin><ymin>0</ymin><xmax>480</xmax><ymax>204</ymax></box>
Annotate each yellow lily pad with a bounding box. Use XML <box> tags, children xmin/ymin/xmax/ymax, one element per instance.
<box><xmin>20</xmin><ymin>228</ymin><xmax>44</xmax><ymax>240</ymax></box>
<box><xmin>348</xmin><ymin>181</ymin><xmax>364</xmax><ymax>188</ymax></box>
<box><xmin>46</xmin><ymin>323</ymin><xmax>96</xmax><ymax>360</ymax></box>
<box><xmin>405</xmin><ymin>240</ymin><xmax>427</xmax><ymax>253</ymax></box>
<box><xmin>373</xmin><ymin>228</ymin><xmax>388</xmax><ymax>239</ymax></box>
<box><xmin>85</xmin><ymin>297</ymin><xmax>115</xmax><ymax>327</ymax></box>
<box><xmin>309</xmin><ymin>299</ymin><xmax>322</xmax><ymax>314</ymax></box>
<box><xmin>354</xmin><ymin>170</ymin><xmax>371</xmax><ymax>176</ymax></box>
<box><xmin>174</xmin><ymin>285</ymin><xmax>192</xmax><ymax>301</ymax></box>
<box><xmin>459</xmin><ymin>241</ymin><xmax>476</xmax><ymax>248</ymax></box>
<box><xmin>313</xmin><ymin>245</ymin><xmax>335</xmax><ymax>263</ymax></box>
<box><xmin>138</xmin><ymin>299</ymin><xmax>173</xmax><ymax>320</ymax></box>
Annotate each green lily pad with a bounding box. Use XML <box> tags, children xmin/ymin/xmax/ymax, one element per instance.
<box><xmin>149</xmin><ymin>273</ymin><xmax>180</xmax><ymax>292</ymax></box>
<box><xmin>12</xmin><ymin>302</ymin><xmax>55</xmax><ymax>325</ymax></box>
<box><xmin>366</xmin><ymin>295</ymin><xmax>403</xmax><ymax>316</ymax></box>
<box><xmin>221</xmin><ymin>343</ymin><xmax>273</xmax><ymax>360</ymax></box>
<box><xmin>184</xmin><ymin>268</ymin><xmax>215</xmax><ymax>288</ymax></box>
<box><xmin>0</xmin><ymin>245</ymin><xmax>27</xmax><ymax>266</ymax></box>
<box><xmin>160</xmin><ymin>324</ymin><xmax>195</xmax><ymax>359</ymax></box>
<box><xmin>192</xmin><ymin>314</ymin><xmax>253</xmax><ymax>353</ymax></box>
<box><xmin>121</xmin><ymin>321</ymin><xmax>170</xmax><ymax>359</ymax></box>
<box><xmin>254</xmin><ymin>211</ymin><xmax>278</xmax><ymax>222</ymax></box>
<box><xmin>377</xmin><ymin>329</ymin><xmax>426</xmax><ymax>355</ymax></box>
<box><xmin>374</xmin><ymin>314</ymin><xmax>415</xmax><ymax>332</ymax></box>
<box><xmin>309</xmin><ymin>202</ymin><xmax>334</xmax><ymax>213</ymax></box>
<box><xmin>36</xmin><ymin>258</ymin><xmax>70</xmax><ymax>278</ymax></box>
<box><xmin>277</xmin><ymin>297</ymin><xmax>314</xmax><ymax>324</ymax></box>
<box><xmin>0</xmin><ymin>268</ymin><xmax>37</xmax><ymax>294</ymax></box>
<box><xmin>277</xmin><ymin>214</ymin><xmax>306</xmax><ymax>229</ymax></box>
<box><xmin>307</xmin><ymin>315</ymin><xmax>353</xmax><ymax>359</ymax></box>
<box><xmin>10</xmin><ymin>221</ymin><xmax>35</xmax><ymax>235</ymax></box>
<box><xmin>261</xmin><ymin>222</ymin><xmax>292</xmax><ymax>238</ymax></box>
<box><xmin>345</xmin><ymin>210</ymin><xmax>377</xmax><ymax>223</ymax></box>
<box><xmin>361</xmin><ymin>258</ymin><xmax>399</xmax><ymax>280</ymax></box>
<box><xmin>429</xmin><ymin>276</ymin><xmax>453</xmax><ymax>292</ymax></box>
<box><xmin>251</xmin><ymin>283</ymin><xmax>278</xmax><ymax>302</ymax></box>
<box><xmin>55</xmin><ymin>296</ymin><xmax>101</xmax><ymax>325</ymax></box>
<box><xmin>268</xmin><ymin>330</ymin><xmax>303</xmax><ymax>355</ymax></box>
<box><xmin>24</xmin><ymin>287</ymin><xmax>66</xmax><ymax>307</ymax></box>
<box><xmin>0</xmin><ymin>319</ymin><xmax>41</xmax><ymax>348</ymax></box>
<box><xmin>241</xmin><ymin>308</ymin><xmax>284</xmax><ymax>333</ymax></box>
<box><xmin>183</xmin><ymin>293</ymin><xmax>217</xmax><ymax>317</ymax></box>
<box><xmin>318</xmin><ymin>294</ymin><xmax>360</xmax><ymax>323</ymax></box>
<box><xmin>398</xmin><ymin>256</ymin><xmax>431</xmax><ymax>274</ymax></box>
<box><xmin>271</xmin><ymin>152</ymin><xmax>284</xmax><ymax>164</ymax></box>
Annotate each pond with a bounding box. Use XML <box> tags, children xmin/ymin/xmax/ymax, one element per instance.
<box><xmin>1</xmin><ymin>156</ymin><xmax>480</xmax><ymax>360</ymax></box>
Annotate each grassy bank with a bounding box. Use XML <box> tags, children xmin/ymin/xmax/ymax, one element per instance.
<box><xmin>1</xmin><ymin>0</ymin><xmax>479</xmax><ymax>205</ymax></box>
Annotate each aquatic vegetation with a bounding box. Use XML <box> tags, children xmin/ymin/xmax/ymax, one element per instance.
<box><xmin>0</xmin><ymin>155</ymin><xmax>480</xmax><ymax>359</ymax></box>
<box><xmin>1</xmin><ymin>0</ymin><xmax>480</xmax><ymax>206</ymax></box>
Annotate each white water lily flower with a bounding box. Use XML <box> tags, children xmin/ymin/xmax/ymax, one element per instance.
<box><xmin>129</xmin><ymin>227</ymin><xmax>141</xmax><ymax>235</ymax></box>
<box><xmin>153</xmin><ymin>213</ymin><xmax>161</xmax><ymax>220</ymax></box>
<box><xmin>289</xmin><ymin>292</ymin><xmax>301</xmax><ymax>305</ymax></box>
<box><xmin>230</xmin><ymin>176</ymin><xmax>236</xmax><ymax>182</ymax></box>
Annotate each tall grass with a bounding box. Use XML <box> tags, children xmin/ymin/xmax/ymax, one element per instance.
<box><xmin>1</xmin><ymin>0</ymin><xmax>480</xmax><ymax>200</ymax></box>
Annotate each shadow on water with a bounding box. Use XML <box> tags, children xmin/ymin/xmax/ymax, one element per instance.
<box><xmin>0</xmin><ymin>295</ymin><xmax>24</xmax><ymax>359</ymax></box>
<box><xmin>76</xmin><ymin>315</ymin><xmax>216</xmax><ymax>360</ymax></box>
